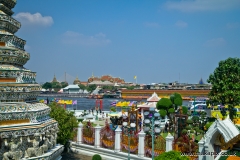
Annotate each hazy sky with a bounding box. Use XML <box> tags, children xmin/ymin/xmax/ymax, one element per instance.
<box><xmin>13</xmin><ymin>0</ymin><xmax>240</xmax><ymax>84</ymax></box>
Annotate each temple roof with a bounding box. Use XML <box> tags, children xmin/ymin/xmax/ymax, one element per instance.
<box><xmin>204</xmin><ymin>115</ymin><xmax>240</xmax><ymax>143</ymax></box>
<box><xmin>137</xmin><ymin>102</ymin><xmax>157</xmax><ymax>109</ymax></box>
<box><xmin>147</xmin><ymin>92</ymin><xmax>160</xmax><ymax>102</ymax></box>
<box><xmin>63</xmin><ymin>84</ymin><xmax>80</xmax><ymax>89</ymax></box>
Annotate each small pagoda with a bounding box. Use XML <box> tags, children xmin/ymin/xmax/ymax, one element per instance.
<box><xmin>0</xmin><ymin>1</ymin><xmax>63</xmax><ymax>160</ymax></box>
<box><xmin>73</xmin><ymin>76</ymin><xmax>81</xmax><ymax>85</ymax></box>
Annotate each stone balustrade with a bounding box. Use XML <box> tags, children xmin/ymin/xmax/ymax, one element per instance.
<box><xmin>75</xmin><ymin>123</ymin><xmax>175</xmax><ymax>159</ymax></box>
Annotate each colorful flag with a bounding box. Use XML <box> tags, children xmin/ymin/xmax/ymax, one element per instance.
<box><xmin>128</xmin><ymin>101</ymin><xmax>136</xmax><ymax>106</ymax></box>
<box><xmin>134</xmin><ymin>76</ymin><xmax>137</xmax><ymax>79</ymax></box>
<box><xmin>110</xmin><ymin>101</ymin><xmax>116</xmax><ymax>106</ymax></box>
<box><xmin>72</xmin><ymin>100</ymin><xmax>77</xmax><ymax>105</ymax></box>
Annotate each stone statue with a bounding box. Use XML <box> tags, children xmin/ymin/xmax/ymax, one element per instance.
<box><xmin>3</xmin><ymin>135</ymin><xmax>23</xmax><ymax>160</ymax></box>
<box><xmin>25</xmin><ymin>133</ymin><xmax>44</xmax><ymax>158</ymax></box>
<box><xmin>42</xmin><ymin>131</ymin><xmax>52</xmax><ymax>153</ymax></box>
<box><xmin>50</xmin><ymin>128</ymin><xmax>56</xmax><ymax>148</ymax></box>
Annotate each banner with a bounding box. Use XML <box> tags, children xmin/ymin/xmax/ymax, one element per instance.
<box><xmin>72</xmin><ymin>100</ymin><xmax>77</xmax><ymax>105</ymax></box>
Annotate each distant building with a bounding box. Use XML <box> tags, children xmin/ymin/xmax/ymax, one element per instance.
<box><xmin>80</xmin><ymin>81</ymin><xmax>88</xmax><ymax>86</ymax></box>
<box><xmin>63</xmin><ymin>84</ymin><xmax>80</xmax><ymax>94</ymax></box>
<box><xmin>88</xmin><ymin>75</ymin><xmax>125</xmax><ymax>84</ymax></box>
<box><xmin>88</xmin><ymin>80</ymin><xmax>114</xmax><ymax>86</ymax></box>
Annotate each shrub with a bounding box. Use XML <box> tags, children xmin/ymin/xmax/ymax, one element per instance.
<box><xmin>154</xmin><ymin>150</ymin><xmax>189</xmax><ymax>160</ymax></box>
<box><xmin>182</xmin><ymin>129</ymin><xmax>187</xmax><ymax>134</ymax></box>
<box><xmin>110</xmin><ymin>107</ymin><xmax>116</xmax><ymax>112</ymax></box>
<box><xmin>92</xmin><ymin>154</ymin><xmax>102</xmax><ymax>160</ymax></box>
<box><xmin>169</xmin><ymin>108</ymin><xmax>175</xmax><ymax>113</ymax></box>
<box><xmin>186</xmin><ymin>119</ymin><xmax>193</xmax><ymax>124</ymax></box>
<box><xmin>182</xmin><ymin>106</ymin><xmax>188</xmax><ymax>114</ymax></box>
<box><xmin>193</xmin><ymin>127</ymin><xmax>199</xmax><ymax>131</ymax></box>
<box><xmin>159</xmin><ymin>110</ymin><xmax>167</xmax><ymax>118</ymax></box>
<box><xmin>185</xmin><ymin>125</ymin><xmax>191</xmax><ymax>130</ymax></box>
<box><xmin>205</xmin><ymin>122</ymin><xmax>213</xmax><ymax>130</ymax></box>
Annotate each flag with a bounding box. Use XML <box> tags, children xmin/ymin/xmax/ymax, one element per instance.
<box><xmin>72</xmin><ymin>100</ymin><xmax>77</xmax><ymax>105</ymax></box>
<box><xmin>134</xmin><ymin>76</ymin><xmax>137</xmax><ymax>79</ymax></box>
<box><xmin>128</xmin><ymin>101</ymin><xmax>137</xmax><ymax>106</ymax></box>
<box><xmin>110</xmin><ymin>101</ymin><xmax>116</xmax><ymax>106</ymax></box>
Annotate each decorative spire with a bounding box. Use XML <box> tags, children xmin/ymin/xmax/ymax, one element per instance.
<box><xmin>199</xmin><ymin>78</ymin><xmax>204</xmax><ymax>85</ymax></box>
<box><xmin>52</xmin><ymin>74</ymin><xmax>58</xmax><ymax>83</ymax></box>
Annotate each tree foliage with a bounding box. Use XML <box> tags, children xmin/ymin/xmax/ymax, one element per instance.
<box><xmin>92</xmin><ymin>154</ymin><xmax>102</xmax><ymax>160</ymax></box>
<box><xmin>42</xmin><ymin>82</ymin><xmax>52</xmax><ymax>89</ymax></box>
<box><xmin>87</xmin><ymin>84</ymin><xmax>97</xmax><ymax>92</ymax></box>
<box><xmin>49</xmin><ymin>102</ymin><xmax>78</xmax><ymax>146</ymax></box>
<box><xmin>61</xmin><ymin>82</ymin><xmax>68</xmax><ymax>88</ymax></box>
<box><xmin>157</xmin><ymin>98</ymin><xmax>174</xmax><ymax>123</ymax></box>
<box><xmin>182</xmin><ymin>106</ymin><xmax>188</xmax><ymax>115</ymax></box>
<box><xmin>170</xmin><ymin>93</ymin><xmax>183</xmax><ymax>110</ymax></box>
<box><xmin>78</xmin><ymin>84</ymin><xmax>87</xmax><ymax>91</ymax></box>
<box><xmin>207</xmin><ymin>57</ymin><xmax>240</xmax><ymax>120</ymax></box>
<box><xmin>41</xmin><ymin>81</ymin><xmax>69</xmax><ymax>92</ymax></box>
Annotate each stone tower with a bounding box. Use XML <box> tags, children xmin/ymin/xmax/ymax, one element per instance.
<box><xmin>0</xmin><ymin>1</ymin><xmax>63</xmax><ymax>159</ymax></box>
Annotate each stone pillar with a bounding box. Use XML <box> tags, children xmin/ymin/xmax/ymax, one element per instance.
<box><xmin>198</xmin><ymin>138</ymin><xmax>205</xmax><ymax>160</ymax></box>
<box><xmin>94</xmin><ymin>124</ymin><xmax>102</xmax><ymax>148</ymax></box>
<box><xmin>166</xmin><ymin>133</ymin><xmax>174</xmax><ymax>152</ymax></box>
<box><xmin>138</xmin><ymin>130</ymin><xmax>146</xmax><ymax>157</ymax></box>
<box><xmin>114</xmin><ymin>126</ymin><xmax>122</xmax><ymax>152</ymax></box>
<box><xmin>77</xmin><ymin>122</ymin><xmax>83</xmax><ymax>144</ymax></box>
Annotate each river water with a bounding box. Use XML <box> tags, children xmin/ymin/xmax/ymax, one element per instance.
<box><xmin>38</xmin><ymin>96</ymin><xmax>190</xmax><ymax>111</ymax></box>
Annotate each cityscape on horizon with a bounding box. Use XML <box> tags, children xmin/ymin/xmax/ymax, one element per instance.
<box><xmin>39</xmin><ymin>72</ymin><xmax>208</xmax><ymax>86</ymax></box>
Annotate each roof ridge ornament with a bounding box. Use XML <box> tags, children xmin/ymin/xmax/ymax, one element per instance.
<box><xmin>216</xmin><ymin>113</ymin><xmax>220</xmax><ymax>120</ymax></box>
<box><xmin>225</xmin><ymin>114</ymin><xmax>230</xmax><ymax>120</ymax></box>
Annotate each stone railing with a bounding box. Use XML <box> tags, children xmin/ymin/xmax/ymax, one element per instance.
<box><xmin>73</xmin><ymin>123</ymin><xmax>175</xmax><ymax>159</ymax></box>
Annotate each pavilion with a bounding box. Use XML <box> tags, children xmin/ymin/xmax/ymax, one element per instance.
<box><xmin>137</xmin><ymin>92</ymin><xmax>161</xmax><ymax>129</ymax></box>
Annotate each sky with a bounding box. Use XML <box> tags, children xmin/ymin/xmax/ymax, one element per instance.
<box><xmin>12</xmin><ymin>0</ymin><xmax>240</xmax><ymax>84</ymax></box>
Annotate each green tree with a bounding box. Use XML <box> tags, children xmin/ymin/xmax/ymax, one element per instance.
<box><xmin>170</xmin><ymin>93</ymin><xmax>183</xmax><ymax>110</ymax></box>
<box><xmin>155</xmin><ymin>150</ymin><xmax>189</xmax><ymax>160</ymax></box>
<box><xmin>49</xmin><ymin>102</ymin><xmax>78</xmax><ymax>146</ymax></box>
<box><xmin>207</xmin><ymin>57</ymin><xmax>240</xmax><ymax>120</ymax></box>
<box><xmin>156</xmin><ymin>98</ymin><xmax>174</xmax><ymax>122</ymax></box>
<box><xmin>78</xmin><ymin>84</ymin><xmax>86</xmax><ymax>91</ymax></box>
<box><xmin>42</xmin><ymin>82</ymin><xmax>52</xmax><ymax>89</ymax></box>
<box><xmin>182</xmin><ymin>106</ymin><xmax>188</xmax><ymax>115</ymax></box>
<box><xmin>87</xmin><ymin>84</ymin><xmax>97</xmax><ymax>92</ymax></box>
<box><xmin>126</xmin><ymin>86</ymin><xmax>135</xmax><ymax>90</ymax></box>
<box><xmin>61</xmin><ymin>82</ymin><xmax>68</xmax><ymax>88</ymax></box>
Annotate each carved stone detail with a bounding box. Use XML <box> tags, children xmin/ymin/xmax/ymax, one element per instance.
<box><xmin>2</xmin><ymin>135</ymin><xmax>23</xmax><ymax>160</ymax></box>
